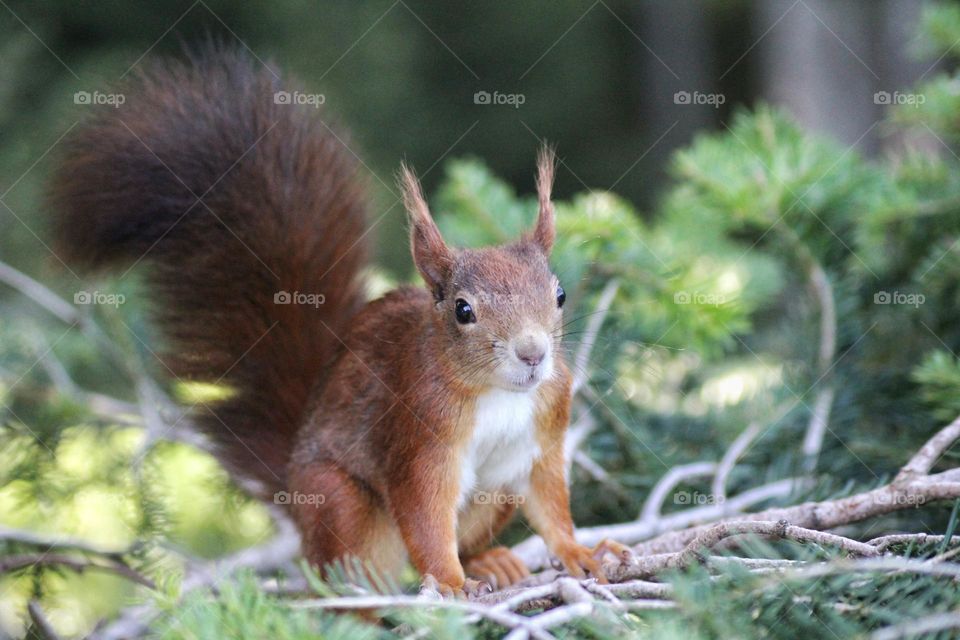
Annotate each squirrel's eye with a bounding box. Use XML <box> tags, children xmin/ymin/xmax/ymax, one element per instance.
<box><xmin>454</xmin><ymin>298</ymin><xmax>476</xmax><ymax>324</ymax></box>
<box><xmin>556</xmin><ymin>285</ymin><xmax>566</xmax><ymax>308</ymax></box>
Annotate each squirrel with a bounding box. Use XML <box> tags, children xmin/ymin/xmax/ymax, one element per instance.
<box><xmin>52</xmin><ymin>47</ymin><xmax>628</xmax><ymax>597</ymax></box>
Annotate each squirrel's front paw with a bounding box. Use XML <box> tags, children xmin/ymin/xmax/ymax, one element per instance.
<box><xmin>591</xmin><ymin>537</ymin><xmax>637</xmax><ymax>579</ymax></box>
<box><xmin>419</xmin><ymin>574</ymin><xmax>491</xmax><ymax>600</ymax></box>
<box><xmin>553</xmin><ymin>542</ymin><xmax>607</xmax><ymax>583</ymax></box>
<box><xmin>552</xmin><ymin>539</ymin><xmax>636</xmax><ymax>583</ymax></box>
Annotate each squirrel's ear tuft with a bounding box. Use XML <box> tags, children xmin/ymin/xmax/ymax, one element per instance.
<box><xmin>532</xmin><ymin>145</ymin><xmax>556</xmax><ymax>255</ymax></box>
<box><xmin>399</xmin><ymin>163</ymin><xmax>452</xmax><ymax>299</ymax></box>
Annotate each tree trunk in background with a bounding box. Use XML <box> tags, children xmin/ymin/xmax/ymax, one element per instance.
<box><xmin>757</xmin><ymin>0</ymin><xmax>926</xmax><ymax>156</ymax></box>
<box><xmin>631</xmin><ymin>0</ymin><xmax>713</xmax><ymax>200</ymax></box>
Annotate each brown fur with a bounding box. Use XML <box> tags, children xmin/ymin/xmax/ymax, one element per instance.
<box><xmin>53</xmin><ymin>49</ymin><xmax>610</xmax><ymax>594</ymax></box>
<box><xmin>50</xmin><ymin>46</ymin><xmax>367</xmax><ymax>498</ymax></box>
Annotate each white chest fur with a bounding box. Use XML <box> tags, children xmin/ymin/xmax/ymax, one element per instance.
<box><xmin>458</xmin><ymin>388</ymin><xmax>540</xmax><ymax>510</ymax></box>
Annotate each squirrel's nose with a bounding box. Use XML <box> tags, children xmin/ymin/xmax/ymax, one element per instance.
<box><xmin>514</xmin><ymin>335</ymin><xmax>547</xmax><ymax>367</ymax></box>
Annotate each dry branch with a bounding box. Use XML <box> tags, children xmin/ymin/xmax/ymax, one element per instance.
<box><xmin>640</xmin><ymin>461</ymin><xmax>717</xmax><ymax>522</ymax></box>
<box><xmin>872</xmin><ymin>613</ymin><xmax>960</xmax><ymax>640</ymax></box>
<box><xmin>633</xmin><ymin>423</ymin><xmax>960</xmax><ymax>556</ymax></box>
<box><xmin>516</xmin><ymin>414</ymin><xmax>960</xmax><ymax>571</ymax></box>
<box><xmin>28</xmin><ymin>600</ymin><xmax>62</xmax><ymax>640</ymax></box>
<box><xmin>712</xmin><ymin>420</ymin><xmax>761</xmax><ymax>503</ymax></box>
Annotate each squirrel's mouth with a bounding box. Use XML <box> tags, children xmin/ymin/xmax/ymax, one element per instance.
<box><xmin>513</xmin><ymin>375</ymin><xmax>539</xmax><ymax>390</ymax></box>
<box><xmin>500</xmin><ymin>367</ymin><xmax>547</xmax><ymax>392</ymax></box>
<box><xmin>492</xmin><ymin>349</ymin><xmax>553</xmax><ymax>392</ymax></box>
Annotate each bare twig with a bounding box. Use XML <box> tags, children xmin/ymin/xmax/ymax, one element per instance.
<box><xmin>898</xmin><ymin>414</ymin><xmax>960</xmax><ymax>479</ymax></box>
<box><xmin>28</xmin><ymin>600</ymin><xmax>62</xmax><ymax>640</ymax></box>
<box><xmin>515</xmin><ymin>478</ymin><xmax>805</xmax><ymax>570</ymax></box>
<box><xmin>0</xmin><ymin>260</ymin><xmax>80</xmax><ymax>325</ymax></box>
<box><xmin>607</xmin><ymin>520</ymin><xmax>879</xmax><ymax>582</ymax></box>
<box><xmin>623</xmin><ymin>416</ymin><xmax>960</xmax><ymax>556</ymax></box>
<box><xmin>478</xmin><ymin>576</ymin><xmax>672</xmax><ymax>610</ymax></box>
<box><xmin>807</xmin><ymin>260</ymin><xmax>836</xmax><ymax>378</ymax></box>
<box><xmin>519</xmin><ymin>413</ymin><xmax>960</xmax><ymax>571</ymax></box>
<box><xmin>779</xmin><ymin>556</ymin><xmax>960</xmax><ymax>580</ymax></box>
<box><xmin>712</xmin><ymin>420</ymin><xmax>762</xmax><ymax>504</ymax></box>
<box><xmin>802</xmin><ymin>386</ymin><xmax>835</xmax><ymax>474</ymax></box>
<box><xmin>571</xmin><ymin>278</ymin><xmax>620</xmax><ymax>394</ymax></box>
<box><xmin>640</xmin><ymin>461</ymin><xmax>717</xmax><ymax>523</ymax></box>
<box><xmin>798</xmin><ymin>245</ymin><xmax>837</xmax><ymax>473</ymax></box>
<box><xmin>872</xmin><ymin>612</ymin><xmax>960</xmax><ymax>640</ymax></box>
<box><xmin>866</xmin><ymin>533</ymin><xmax>950</xmax><ymax>552</ymax></box>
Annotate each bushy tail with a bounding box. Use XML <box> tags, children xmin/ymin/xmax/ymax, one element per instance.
<box><xmin>51</xmin><ymin>47</ymin><xmax>368</xmax><ymax>496</ymax></box>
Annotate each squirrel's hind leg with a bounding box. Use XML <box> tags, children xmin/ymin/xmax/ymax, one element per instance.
<box><xmin>462</xmin><ymin>546</ymin><xmax>530</xmax><ymax>589</ymax></box>
<box><xmin>458</xmin><ymin>502</ymin><xmax>530</xmax><ymax>589</ymax></box>
<box><xmin>288</xmin><ymin>462</ymin><xmax>406</xmax><ymax>584</ymax></box>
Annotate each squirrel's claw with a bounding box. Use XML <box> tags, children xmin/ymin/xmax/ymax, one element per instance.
<box><xmin>551</xmin><ymin>538</ymin><xmax>636</xmax><ymax>584</ymax></box>
<box><xmin>463</xmin><ymin>577</ymin><xmax>493</xmax><ymax>599</ymax></box>
<box><xmin>592</xmin><ymin>537</ymin><xmax>636</xmax><ymax>564</ymax></box>
<box><xmin>419</xmin><ymin>574</ymin><xmax>491</xmax><ymax>600</ymax></box>
<box><xmin>592</xmin><ymin>537</ymin><xmax>637</xmax><ymax>579</ymax></box>
<box><xmin>464</xmin><ymin>546</ymin><xmax>531</xmax><ymax>590</ymax></box>
<box><xmin>553</xmin><ymin>542</ymin><xmax>608</xmax><ymax>583</ymax></box>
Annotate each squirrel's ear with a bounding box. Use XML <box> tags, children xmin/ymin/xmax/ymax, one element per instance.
<box><xmin>532</xmin><ymin>145</ymin><xmax>556</xmax><ymax>255</ymax></box>
<box><xmin>400</xmin><ymin>164</ymin><xmax>452</xmax><ymax>299</ymax></box>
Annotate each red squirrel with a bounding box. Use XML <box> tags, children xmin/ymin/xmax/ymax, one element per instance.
<box><xmin>52</xmin><ymin>47</ymin><xmax>627</xmax><ymax>596</ymax></box>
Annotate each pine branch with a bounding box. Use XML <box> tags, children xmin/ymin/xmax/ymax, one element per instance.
<box><xmin>92</xmin><ymin>514</ymin><xmax>300</xmax><ymax>640</ymax></box>
<box><xmin>0</xmin><ymin>553</ymin><xmax>155</xmax><ymax>588</ymax></box>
